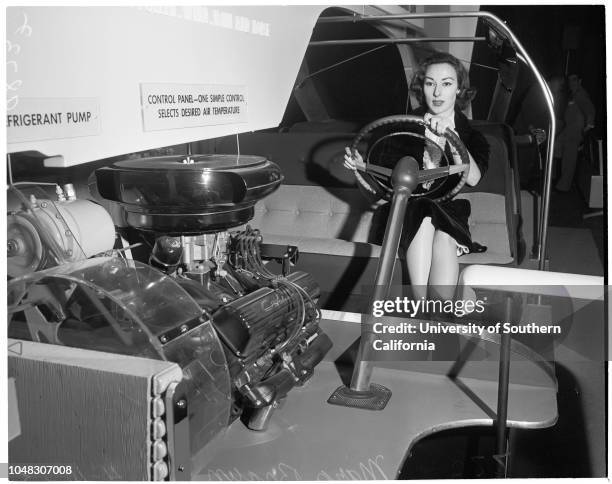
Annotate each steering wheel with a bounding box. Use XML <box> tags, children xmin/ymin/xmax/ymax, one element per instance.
<box><xmin>350</xmin><ymin>115</ymin><xmax>471</xmax><ymax>203</ymax></box>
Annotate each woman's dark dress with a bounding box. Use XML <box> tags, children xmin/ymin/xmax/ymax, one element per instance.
<box><xmin>365</xmin><ymin>108</ymin><xmax>490</xmax><ymax>253</ymax></box>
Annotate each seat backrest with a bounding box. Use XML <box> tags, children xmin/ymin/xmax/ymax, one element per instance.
<box><xmin>461</xmin><ymin>122</ymin><xmax>518</xmax><ymax>195</ymax></box>
<box><xmin>251</xmin><ymin>185</ymin><xmax>376</xmax><ymax>242</ymax></box>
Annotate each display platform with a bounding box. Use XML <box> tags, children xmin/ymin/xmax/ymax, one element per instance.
<box><xmin>193</xmin><ymin>311</ymin><xmax>558</xmax><ymax>480</ymax></box>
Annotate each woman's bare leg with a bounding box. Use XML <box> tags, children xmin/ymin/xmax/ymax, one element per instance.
<box><xmin>406</xmin><ymin>217</ymin><xmax>435</xmax><ymax>299</ymax></box>
<box><xmin>429</xmin><ymin>230</ymin><xmax>459</xmax><ymax>301</ymax></box>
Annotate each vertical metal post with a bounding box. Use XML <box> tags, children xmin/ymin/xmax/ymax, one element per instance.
<box><xmin>7</xmin><ymin>153</ymin><xmax>14</xmax><ymax>185</ymax></box>
<box><xmin>349</xmin><ymin>157</ymin><xmax>420</xmax><ymax>392</ymax></box>
<box><xmin>495</xmin><ymin>296</ymin><xmax>513</xmax><ymax>477</ymax></box>
<box><xmin>350</xmin><ymin>187</ymin><xmax>412</xmax><ymax>390</ymax></box>
<box><xmin>328</xmin><ymin>157</ymin><xmax>421</xmax><ymax>410</ymax></box>
<box><xmin>530</xmin><ymin>141</ymin><xmax>543</xmax><ymax>259</ymax></box>
<box><xmin>531</xmin><ymin>194</ymin><xmax>540</xmax><ymax>259</ymax></box>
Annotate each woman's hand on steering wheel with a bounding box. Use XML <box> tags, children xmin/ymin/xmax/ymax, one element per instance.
<box><xmin>423</xmin><ymin>113</ymin><xmax>456</xmax><ymax>137</ymax></box>
<box><xmin>343</xmin><ymin>147</ymin><xmax>366</xmax><ymax>172</ymax></box>
<box><xmin>424</xmin><ymin>114</ymin><xmax>462</xmax><ymax>163</ymax></box>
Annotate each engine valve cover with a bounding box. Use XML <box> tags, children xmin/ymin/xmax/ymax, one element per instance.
<box><xmin>212</xmin><ymin>271</ymin><xmax>320</xmax><ymax>358</ymax></box>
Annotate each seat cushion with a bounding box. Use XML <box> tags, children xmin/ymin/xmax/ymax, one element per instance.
<box><xmin>250</xmin><ymin>185</ymin><xmax>513</xmax><ymax>265</ymax></box>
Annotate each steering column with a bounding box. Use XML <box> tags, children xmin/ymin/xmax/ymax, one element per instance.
<box><xmin>328</xmin><ymin>115</ymin><xmax>470</xmax><ymax>410</ymax></box>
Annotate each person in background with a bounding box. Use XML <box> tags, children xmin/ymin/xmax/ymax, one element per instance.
<box><xmin>555</xmin><ymin>73</ymin><xmax>595</xmax><ymax>192</ymax></box>
<box><xmin>343</xmin><ymin>52</ymin><xmax>489</xmax><ymax>301</ymax></box>
<box><xmin>514</xmin><ymin>76</ymin><xmax>565</xmax><ymax>140</ymax></box>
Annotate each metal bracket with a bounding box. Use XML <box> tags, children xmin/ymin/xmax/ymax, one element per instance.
<box><xmin>328</xmin><ymin>383</ymin><xmax>392</xmax><ymax>411</ymax></box>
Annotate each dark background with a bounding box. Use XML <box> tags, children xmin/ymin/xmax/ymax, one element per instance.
<box><xmin>282</xmin><ymin>5</ymin><xmax>605</xmax><ymax>135</ymax></box>
<box><xmin>476</xmin><ymin>5</ymin><xmax>606</xmax><ymax>134</ymax></box>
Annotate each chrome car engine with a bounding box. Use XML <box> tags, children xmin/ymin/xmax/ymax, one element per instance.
<box><xmin>7</xmin><ymin>154</ymin><xmax>331</xmax><ymax>465</ymax></box>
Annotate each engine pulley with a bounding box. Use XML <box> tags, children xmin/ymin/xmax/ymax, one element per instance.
<box><xmin>7</xmin><ymin>213</ymin><xmax>44</xmax><ymax>277</ymax></box>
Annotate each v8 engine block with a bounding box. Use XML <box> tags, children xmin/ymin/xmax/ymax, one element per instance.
<box><xmin>8</xmin><ymin>154</ymin><xmax>332</xmax><ymax>468</ymax></box>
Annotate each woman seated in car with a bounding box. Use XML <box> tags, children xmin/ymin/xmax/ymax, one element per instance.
<box><xmin>344</xmin><ymin>51</ymin><xmax>490</xmax><ymax>301</ymax></box>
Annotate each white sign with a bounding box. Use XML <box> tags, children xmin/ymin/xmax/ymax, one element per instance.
<box><xmin>7</xmin><ymin>98</ymin><xmax>100</xmax><ymax>143</ymax></box>
<box><xmin>138</xmin><ymin>7</ymin><xmax>271</xmax><ymax>37</ymax></box>
<box><xmin>140</xmin><ymin>83</ymin><xmax>248</xmax><ymax>132</ymax></box>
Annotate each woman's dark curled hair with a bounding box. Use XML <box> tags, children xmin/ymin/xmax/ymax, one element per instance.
<box><xmin>409</xmin><ymin>52</ymin><xmax>476</xmax><ymax>110</ymax></box>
